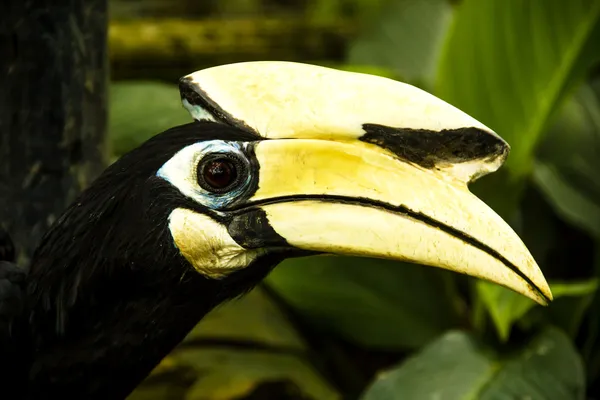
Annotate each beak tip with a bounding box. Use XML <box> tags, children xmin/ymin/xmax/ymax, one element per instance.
<box><xmin>533</xmin><ymin>282</ymin><xmax>553</xmax><ymax>306</ymax></box>
<box><xmin>542</xmin><ymin>287</ymin><xmax>554</xmax><ymax>304</ymax></box>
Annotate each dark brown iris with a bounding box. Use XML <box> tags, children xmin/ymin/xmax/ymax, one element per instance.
<box><xmin>202</xmin><ymin>158</ymin><xmax>237</xmax><ymax>189</ymax></box>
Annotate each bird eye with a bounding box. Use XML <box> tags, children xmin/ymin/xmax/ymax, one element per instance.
<box><xmin>203</xmin><ymin>158</ymin><xmax>236</xmax><ymax>189</ymax></box>
<box><xmin>197</xmin><ymin>154</ymin><xmax>245</xmax><ymax>193</ymax></box>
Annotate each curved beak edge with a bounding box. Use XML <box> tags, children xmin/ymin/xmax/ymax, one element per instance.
<box><xmin>238</xmin><ymin>139</ymin><xmax>553</xmax><ymax>305</ymax></box>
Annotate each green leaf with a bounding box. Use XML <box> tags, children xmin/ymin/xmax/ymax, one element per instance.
<box><xmin>436</xmin><ymin>0</ymin><xmax>600</xmax><ymax>215</ymax></box>
<box><xmin>477</xmin><ymin>282</ymin><xmax>538</xmax><ymax>341</ymax></box>
<box><xmin>109</xmin><ymin>82</ymin><xmax>191</xmax><ymax>157</ymax></box>
<box><xmin>131</xmin><ymin>287</ymin><xmax>338</xmax><ymax>400</ymax></box>
<box><xmin>179</xmin><ymin>350</ymin><xmax>339</xmax><ymax>400</ymax></box>
<box><xmin>583</xmin><ymin>246</ymin><xmax>600</xmax><ymax>384</ymax></box>
<box><xmin>477</xmin><ymin>279</ymin><xmax>598</xmax><ymax>341</ymax></box>
<box><xmin>361</xmin><ymin>327</ymin><xmax>585</xmax><ymax>400</ymax></box>
<box><xmin>132</xmin><ymin>349</ymin><xmax>339</xmax><ymax>400</ymax></box>
<box><xmin>512</xmin><ymin>184</ymin><xmax>559</xmax><ymax>267</ymax></box>
<box><xmin>538</xmin><ymin>285</ymin><xmax>599</xmax><ymax>339</ymax></box>
<box><xmin>533</xmin><ymin>162</ymin><xmax>600</xmax><ymax>239</ymax></box>
<box><xmin>348</xmin><ymin>0</ymin><xmax>453</xmax><ymax>88</ymax></box>
<box><xmin>185</xmin><ymin>286</ymin><xmax>306</xmax><ymax>350</ymax></box>
<box><xmin>548</xmin><ymin>280</ymin><xmax>599</xmax><ymax>298</ymax></box>
<box><xmin>533</xmin><ymin>84</ymin><xmax>600</xmax><ymax>239</ymax></box>
<box><xmin>266</xmin><ymin>256</ymin><xmax>461</xmax><ymax>349</ymax></box>
<box><xmin>536</xmin><ymin>81</ymin><xmax>600</xmax><ymax>378</ymax></box>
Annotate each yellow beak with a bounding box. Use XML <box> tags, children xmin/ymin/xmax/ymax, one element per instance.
<box><xmin>179</xmin><ymin>61</ymin><xmax>553</xmax><ymax>305</ymax></box>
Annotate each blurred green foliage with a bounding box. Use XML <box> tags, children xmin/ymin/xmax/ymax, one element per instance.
<box><xmin>267</xmin><ymin>257</ymin><xmax>461</xmax><ymax>350</ymax></box>
<box><xmin>362</xmin><ymin>328</ymin><xmax>585</xmax><ymax>400</ymax></box>
<box><xmin>131</xmin><ymin>288</ymin><xmax>339</xmax><ymax>400</ymax></box>
<box><xmin>109</xmin><ymin>0</ymin><xmax>600</xmax><ymax>398</ymax></box>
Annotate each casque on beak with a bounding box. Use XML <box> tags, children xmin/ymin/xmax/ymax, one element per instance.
<box><xmin>178</xmin><ymin>61</ymin><xmax>552</xmax><ymax>305</ymax></box>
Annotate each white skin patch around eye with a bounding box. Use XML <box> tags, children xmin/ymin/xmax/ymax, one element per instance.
<box><xmin>156</xmin><ymin>140</ymin><xmax>251</xmax><ymax>209</ymax></box>
<box><xmin>169</xmin><ymin>208</ymin><xmax>264</xmax><ymax>278</ymax></box>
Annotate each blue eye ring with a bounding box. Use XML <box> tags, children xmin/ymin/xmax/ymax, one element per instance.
<box><xmin>197</xmin><ymin>152</ymin><xmax>248</xmax><ymax>194</ymax></box>
<box><xmin>156</xmin><ymin>140</ymin><xmax>255</xmax><ymax>210</ymax></box>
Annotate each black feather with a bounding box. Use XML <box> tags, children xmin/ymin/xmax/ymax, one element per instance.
<box><xmin>1</xmin><ymin>122</ymin><xmax>287</xmax><ymax>399</ymax></box>
<box><xmin>0</xmin><ymin>230</ymin><xmax>30</xmax><ymax>399</ymax></box>
<box><xmin>0</xmin><ymin>228</ymin><xmax>15</xmax><ymax>263</ymax></box>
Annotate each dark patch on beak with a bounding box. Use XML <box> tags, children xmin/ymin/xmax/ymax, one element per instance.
<box><xmin>360</xmin><ymin>124</ymin><xmax>509</xmax><ymax>168</ymax></box>
<box><xmin>227</xmin><ymin>209</ymin><xmax>289</xmax><ymax>249</ymax></box>
<box><xmin>178</xmin><ymin>77</ymin><xmax>259</xmax><ymax>136</ymax></box>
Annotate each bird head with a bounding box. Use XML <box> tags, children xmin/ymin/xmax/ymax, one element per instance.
<box><xmin>154</xmin><ymin>61</ymin><xmax>551</xmax><ymax>305</ymax></box>
<box><xmin>29</xmin><ymin>61</ymin><xmax>552</xmax><ymax>331</ymax></box>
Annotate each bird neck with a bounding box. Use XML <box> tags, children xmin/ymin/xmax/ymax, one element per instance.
<box><xmin>23</xmin><ymin>246</ymin><xmax>279</xmax><ymax>399</ymax></box>
<box><xmin>11</xmin><ymin>123</ymin><xmax>280</xmax><ymax>398</ymax></box>
<box><xmin>17</xmin><ymin>173</ymin><xmax>281</xmax><ymax>398</ymax></box>
<box><xmin>24</xmin><ymin>254</ymin><xmax>205</xmax><ymax>398</ymax></box>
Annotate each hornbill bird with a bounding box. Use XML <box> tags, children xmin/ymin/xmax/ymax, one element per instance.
<box><xmin>0</xmin><ymin>62</ymin><xmax>552</xmax><ymax>399</ymax></box>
